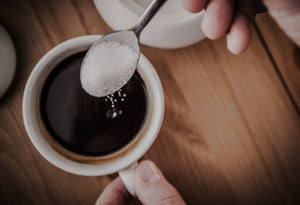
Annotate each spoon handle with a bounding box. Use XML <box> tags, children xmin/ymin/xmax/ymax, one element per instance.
<box><xmin>132</xmin><ymin>0</ymin><xmax>167</xmax><ymax>38</ymax></box>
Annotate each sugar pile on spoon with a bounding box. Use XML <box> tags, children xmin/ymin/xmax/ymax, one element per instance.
<box><xmin>80</xmin><ymin>41</ymin><xmax>139</xmax><ymax>97</ymax></box>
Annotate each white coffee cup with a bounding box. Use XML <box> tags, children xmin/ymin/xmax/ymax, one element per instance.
<box><xmin>22</xmin><ymin>35</ymin><xmax>164</xmax><ymax>196</ymax></box>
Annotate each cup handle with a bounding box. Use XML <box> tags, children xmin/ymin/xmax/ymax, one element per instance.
<box><xmin>118</xmin><ymin>162</ymin><xmax>138</xmax><ymax>196</ymax></box>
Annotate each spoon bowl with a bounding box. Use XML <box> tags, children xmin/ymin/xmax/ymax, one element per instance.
<box><xmin>84</xmin><ymin>30</ymin><xmax>140</xmax><ymax>72</ymax></box>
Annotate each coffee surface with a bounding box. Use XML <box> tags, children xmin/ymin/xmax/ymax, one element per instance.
<box><xmin>40</xmin><ymin>52</ymin><xmax>147</xmax><ymax>156</ymax></box>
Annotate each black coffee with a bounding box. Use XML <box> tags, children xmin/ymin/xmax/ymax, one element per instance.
<box><xmin>40</xmin><ymin>52</ymin><xmax>147</xmax><ymax>156</ymax></box>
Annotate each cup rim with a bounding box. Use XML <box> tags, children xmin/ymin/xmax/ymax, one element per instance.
<box><xmin>22</xmin><ymin>35</ymin><xmax>164</xmax><ymax>176</ymax></box>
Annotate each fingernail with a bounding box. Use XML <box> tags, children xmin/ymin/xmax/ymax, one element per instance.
<box><xmin>138</xmin><ymin>161</ymin><xmax>162</xmax><ymax>184</ymax></box>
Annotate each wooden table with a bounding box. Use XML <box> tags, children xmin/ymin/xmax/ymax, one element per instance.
<box><xmin>0</xmin><ymin>0</ymin><xmax>299</xmax><ymax>204</ymax></box>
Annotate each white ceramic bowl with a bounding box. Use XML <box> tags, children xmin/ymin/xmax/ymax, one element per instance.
<box><xmin>94</xmin><ymin>0</ymin><xmax>205</xmax><ymax>49</ymax></box>
<box><xmin>22</xmin><ymin>35</ymin><xmax>164</xmax><ymax>176</ymax></box>
<box><xmin>0</xmin><ymin>25</ymin><xmax>16</xmax><ymax>98</ymax></box>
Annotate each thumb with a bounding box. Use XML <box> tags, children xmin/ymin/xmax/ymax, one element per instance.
<box><xmin>135</xmin><ymin>160</ymin><xmax>186</xmax><ymax>205</ymax></box>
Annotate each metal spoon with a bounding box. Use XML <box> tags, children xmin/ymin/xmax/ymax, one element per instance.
<box><xmin>81</xmin><ymin>0</ymin><xmax>167</xmax><ymax>97</ymax></box>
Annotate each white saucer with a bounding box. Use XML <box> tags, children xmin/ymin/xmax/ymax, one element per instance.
<box><xmin>94</xmin><ymin>0</ymin><xmax>205</xmax><ymax>49</ymax></box>
<box><xmin>0</xmin><ymin>25</ymin><xmax>16</xmax><ymax>98</ymax></box>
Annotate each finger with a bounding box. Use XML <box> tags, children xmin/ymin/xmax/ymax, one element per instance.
<box><xmin>135</xmin><ymin>160</ymin><xmax>186</xmax><ymax>205</ymax></box>
<box><xmin>263</xmin><ymin>0</ymin><xmax>300</xmax><ymax>47</ymax></box>
<box><xmin>262</xmin><ymin>0</ymin><xmax>299</xmax><ymax>11</ymax></box>
<box><xmin>181</xmin><ymin>0</ymin><xmax>209</xmax><ymax>13</ymax></box>
<box><xmin>226</xmin><ymin>15</ymin><xmax>251</xmax><ymax>54</ymax></box>
<box><xmin>202</xmin><ymin>0</ymin><xmax>234</xmax><ymax>39</ymax></box>
<box><xmin>226</xmin><ymin>1</ymin><xmax>256</xmax><ymax>54</ymax></box>
<box><xmin>95</xmin><ymin>177</ymin><xmax>130</xmax><ymax>205</ymax></box>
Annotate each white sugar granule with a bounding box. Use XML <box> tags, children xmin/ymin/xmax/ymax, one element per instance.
<box><xmin>80</xmin><ymin>41</ymin><xmax>138</xmax><ymax>97</ymax></box>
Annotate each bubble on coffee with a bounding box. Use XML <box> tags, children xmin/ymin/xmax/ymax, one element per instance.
<box><xmin>80</xmin><ymin>41</ymin><xmax>138</xmax><ymax>97</ymax></box>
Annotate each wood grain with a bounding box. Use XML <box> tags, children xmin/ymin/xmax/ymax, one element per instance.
<box><xmin>0</xmin><ymin>1</ymin><xmax>299</xmax><ymax>205</ymax></box>
<box><xmin>255</xmin><ymin>13</ymin><xmax>300</xmax><ymax>111</ymax></box>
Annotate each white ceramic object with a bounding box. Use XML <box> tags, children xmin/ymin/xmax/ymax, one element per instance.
<box><xmin>94</xmin><ymin>0</ymin><xmax>205</xmax><ymax>49</ymax></box>
<box><xmin>23</xmin><ymin>35</ymin><xmax>164</xmax><ymax>196</ymax></box>
<box><xmin>0</xmin><ymin>25</ymin><xmax>16</xmax><ymax>98</ymax></box>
